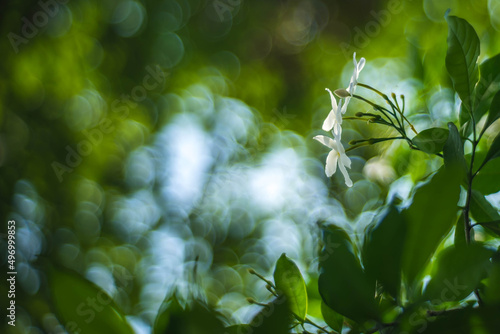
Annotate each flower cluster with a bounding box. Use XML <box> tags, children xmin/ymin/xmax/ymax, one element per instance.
<box><xmin>314</xmin><ymin>53</ymin><xmax>366</xmax><ymax>187</ymax></box>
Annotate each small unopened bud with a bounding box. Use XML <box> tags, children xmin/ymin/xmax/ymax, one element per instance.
<box><xmin>334</xmin><ymin>88</ymin><xmax>351</xmax><ymax>98</ymax></box>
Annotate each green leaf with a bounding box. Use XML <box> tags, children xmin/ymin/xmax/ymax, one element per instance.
<box><xmin>320</xmin><ymin>301</ymin><xmax>343</xmax><ymax>333</ymax></box>
<box><xmin>363</xmin><ymin>206</ymin><xmax>407</xmax><ymax>298</ymax></box>
<box><xmin>484</xmin><ymin>256</ymin><xmax>500</xmax><ymax>304</ymax></box>
<box><xmin>475</xmin><ymin>54</ymin><xmax>500</xmax><ymax>120</ymax></box>
<box><xmin>473</xmin><ymin>157</ymin><xmax>500</xmax><ymax>194</ymax></box>
<box><xmin>481</xmin><ymin>132</ymin><xmax>500</xmax><ymax>167</ymax></box>
<box><xmin>422</xmin><ymin>306</ymin><xmax>500</xmax><ymax>333</ymax></box>
<box><xmin>482</xmin><ymin>88</ymin><xmax>500</xmax><ymax>134</ymax></box>
<box><xmin>461</xmin><ymin>54</ymin><xmax>500</xmax><ymax>135</ymax></box>
<box><xmin>154</xmin><ymin>296</ymin><xmax>226</xmax><ymax>334</ymax></box>
<box><xmin>459</xmin><ymin>104</ymin><xmax>473</xmax><ymax>134</ymax></box>
<box><xmin>443</xmin><ymin>122</ymin><xmax>467</xmax><ymax>176</ymax></box>
<box><xmin>48</xmin><ymin>265</ymin><xmax>134</xmax><ymax>334</ymax></box>
<box><xmin>249</xmin><ymin>297</ymin><xmax>291</xmax><ymax>334</ymax></box>
<box><xmin>273</xmin><ymin>253</ymin><xmax>308</xmax><ymax>321</ymax></box>
<box><xmin>418</xmin><ymin>306</ymin><xmax>472</xmax><ymax>334</ymax></box>
<box><xmin>445</xmin><ymin>15</ymin><xmax>480</xmax><ymax>113</ymax></box>
<box><xmin>224</xmin><ymin>325</ymin><xmax>252</xmax><ymax>334</ymax></box>
<box><xmin>154</xmin><ymin>294</ymin><xmax>182</xmax><ymax>334</ymax></box>
<box><xmin>318</xmin><ymin>226</ymin><xmax>380</xmax><ymax>322</ymax></box>
<box><xmin>402</xmin><ymin>167</ymin><xmax>462</xmax><ymax>287</ymax></box>
<box><xmin>477</xmin><ymin>221</ymin><xmax>500</xmax><ymax>237</ymax></box>
<box><xmin>412</xmin><ymin>128</ymin><xmax>449</xmax><ymax>154</ymax></box>
<box><xmin>423</xmin><ymin>243</ymin><xmax>493</xmax><ymax>302</ymax></box>
<box><xmin>454</xmin><ymin>213</ymin><xmax>466</xmax><ymax>248</ymax></box>
<box><xmin>470</xmin><ymin>190</ymin><xmax>500</xmax><ymax>223</ymax></box>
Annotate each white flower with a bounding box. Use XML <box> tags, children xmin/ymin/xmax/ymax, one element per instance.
<box><xmin>313</xmin><ymin>135</ymin><xmax>353</xmax><ymax>187</ymax></box>
<box><xmin>322</xmin><ymin>88</ymin><xmax>346</xmax><ymax>135</ymax></box>
<box><xmin>347</xmin><ymin>52</ymin><xmax>366</xmax><ymax>94</ymax></box>
<box><xmin>323</xmin><ymin>53</ymin><xmax>365</xmax><ymax>135</ymax></box>
<box><xmin>345</xmin><ymin>52</ymin><xmax>366</xmax><ymax>105</ymax></box>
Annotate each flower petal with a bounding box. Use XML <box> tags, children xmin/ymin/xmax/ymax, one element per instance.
<box><xmin>313</xmin><ymin>135</ymin><xmax>335</xmax><ymax>149</ymax></box>
<box><xmin>357</xmin><ymin>57</ymin><xmax>366</xmax><ymax>72</ymax></box>
<box><xmin>346</xmin><ymin>75</ymin><xmax>356</xmax><ymax>94</ymax></box>
<box><xmin>334</xmin><ymin>138</ymin><xmax>346</xmax><ymax>154</ymax></box>
<box><xmin>325</xmin><ymin>88</ymin><xmax>337</xmax><ymax>110</ymax></box>
<box><xmin>340</xmin><ymin>96</ymin><xmax>351</xmax><ymax>114</ymax></box>
<box><xmin>325</xmin><ymin>149</ymin><xmax>339</xmax><ymax>177</ymax></box>
<box><xmin>322</xmin><ymin>109</ymin><xmax>336</xmax><ymax>131</ymax></box>
<box><xmin>333</xmin><ymin>122</ymin><xmax>342</xmax><ymax>138</ymax></box>
<box><xmin>340</xmin><ymin>152</ymin><xmax>351</xmax><ymax>169</ymax></box>
<box><xmin>338</xmin><ymin>160</ymin><xmax>353</xmax><ymax>187</ymax></box>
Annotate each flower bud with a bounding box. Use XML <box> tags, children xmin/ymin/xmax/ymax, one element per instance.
<box><xmin>334</xmin><ymin>88</ymin><xmax>351</xmax><ymax>98</ymax></box>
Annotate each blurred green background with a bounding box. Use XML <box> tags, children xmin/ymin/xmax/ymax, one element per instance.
<box><xmin>1</xmin><ymin>0</ymin><xmax>500</xmax><ymax>332</ymax></box>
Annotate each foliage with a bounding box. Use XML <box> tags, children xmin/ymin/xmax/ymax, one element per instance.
<box><xmin>2</xmin><ymin>1</ymin><xmax>500</xmax><ymax>334</ymax></box>
<box><xmin>235</xmin><ymin>14</ymin><xmax>500</xmax><ymax>334</ymax></box>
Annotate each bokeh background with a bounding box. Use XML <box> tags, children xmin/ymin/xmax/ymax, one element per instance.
<box><xmin>1</xmin><ymin>0</ymin><xmax>500</xmax><ymax>333</ymax></box>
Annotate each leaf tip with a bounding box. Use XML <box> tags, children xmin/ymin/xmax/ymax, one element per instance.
<box><xmin>444</xmin><ymin>8</ymin><xmax>451</xmax><ymax>19</ymax></box>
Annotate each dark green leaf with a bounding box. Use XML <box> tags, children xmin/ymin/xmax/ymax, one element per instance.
<box><xmin>423</xmin><ymin>243</ymin><xmax>493</xmax><ymax>302</ymax></box>
<box><xmin>48</xmin><ymin>265</ymin><xmax>134</xmax><ymax>334</ymax></box>
<box><xmin>318</xmin><ymin>226</ymin><xmax>380</xmax><ymax>322</ymax></box>
<box><xmin>363</xmin><ymin>206</ymin><xmax>407</xmax><ymax>298</ymax></box>
<box><xmin>443</xmin><ymin>122</ymin><xmax>467</xmax><ymax>176</ymax></box>
<box><xmin>418</xmin><ymin>307</ymin><xmax>472</xmax><ymax>334</ymax></box>
<box><xmin>475</xmin><ymin>54</ymin><xmax>500</xmax><ymax>120</ymax></box>
<box><xmin>422</xmin><ymin>306</ymin><xmax>500</xmax><ymax>334</ymax></box>
<box><xmin>473</xmin><ymin>157</ymin><xmax>500</xmax><ymax>194</ymax></box>
<box><xmin>249</xmin><ymin>297</ymin><xmax>291</xmax><ymax>334</ymax></box>
<box><xmin>461</xmin><ymin>54</ymin><xmax>500</xmax><ymax>135</ymax></box>
<box><xmin>402</xmin><ymin>167</ymin><xmax>462</xmax><ymax>287</ymax></box>
<box><xmin>412</xmin><ymin>128</ymin><xmax>449</xmax><ymax>154</ymax></box>
<box><xmin>454</xmin><ymin>213</ymin><xmax>466</xmax><ymax>248</ymax></box>
<box><xmin>273</xmin><ymin>253</ymin><xmax>308</xmax><ymax>321</ymax></box>
<box><xmin>482</xmin><ymin>89</ymin><xmax>500</xmax><ymax>134</ymax></box>
<box><xmin>154</xmin><ymin>297</ymin><xmax>226</xmax><ymax>334</ymax></box>
<box><xmin>154</xmin><ymin>294</ymin><xmax>182</xmax><ymax>334</ymax></box>
<box><xmin>459</xmin><ymin>104</ymin><xmax>473</xmax><ymax>135</ymax></box>
<box><xmin>470</xmin><ymin>190</ymin><xmax>500</xmax><ymax>223</ymax></box>
<box><xmin>224</xmin><ymin>325</ymin><xmax>252</xmax><ymax>334</ymax></box>
<box><xmin>445</xmin><ymin>15</ymin><xmax>480</xmax><ymax>113</ymax></box>
<box><xmin>477</xmin><ymin>221</ymin><xmax>500</xmax><ymax>237</ymax></box>
<box><xmin>320</xmin><ymin>301</ymin><xmax>343</xmax><ymax>333</ymax></box>
<box><xmin>481</xmin><ymin>132</ymin><xmax>500</xmax><ymax>167</ymax></box>
<box><xmin>484</xmin><ymin>260</ymin><xmax>500</xmax><ymax>304</ymax></box>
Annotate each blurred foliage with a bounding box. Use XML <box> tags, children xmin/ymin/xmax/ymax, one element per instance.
<box><xmin>1</xmin><ymin>0</ymin><xmax>500</xmax><ymax>333</ymax></box>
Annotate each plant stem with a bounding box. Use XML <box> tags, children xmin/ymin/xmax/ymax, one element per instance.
<box><xmin>352</xmin><ymin>94</ymin><xmax>396</xmax><ymax>127</ymax></box>
<box><xmin>462</xmin><ymin>109</ymin><xmax>484</xmax><ymax>306</ymax></box>
<box><xmin>304</xmin><ymin>318</ymin><xmax>332</xmax><ymax>334</ymax></box>
<box><xmin>358</xmin><ymin>83</ymin><xmax>418</xmax><ymax>135</ymax></box>
<box><xmin>248</xmin><ymin>269</ymin><xmax>277</xmax><ymax>289</ymax></box>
